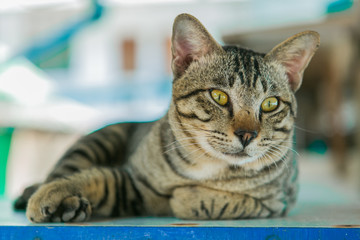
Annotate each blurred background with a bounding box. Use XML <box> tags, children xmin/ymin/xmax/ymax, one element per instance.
<box><xmin>0</xmin><ymin>0</ymin><xmax>359</xmax><ymax>203</ymax></box>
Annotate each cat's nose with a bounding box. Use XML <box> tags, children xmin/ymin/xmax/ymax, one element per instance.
<box><xmin>234</xmin><ymin>129</ymin><xmax>258</xmax><ymax>148</ymax></box>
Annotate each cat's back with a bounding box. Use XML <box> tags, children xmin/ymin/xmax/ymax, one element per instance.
<box><xmin>88</xmin><ymin>121</ymin><xmax>157</xmax><ymax>164</ymax></box>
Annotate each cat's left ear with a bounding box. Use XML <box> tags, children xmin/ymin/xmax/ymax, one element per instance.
<box><xmin>265</xmin><ymin>31</ymin><xmax>320</xmax><ymax>92</ymax></box>
<box><xmin>171</xmin><ymin>13</ymin><xmax>223</xmax><ymax>78</ymax></box>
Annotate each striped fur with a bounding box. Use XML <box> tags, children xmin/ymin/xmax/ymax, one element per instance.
<box><xmin>16</xmin><ymin>14</ymin><xmax>319</xmax><ymax>222</ymax></box>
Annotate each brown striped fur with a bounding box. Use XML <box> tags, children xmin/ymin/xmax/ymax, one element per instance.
<box><xmin>15</xmin><ymin>14</ymin><xmax>319</xmax><ymax>222</ymax></box>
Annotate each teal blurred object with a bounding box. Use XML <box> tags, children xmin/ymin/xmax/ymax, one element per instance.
<box><xmin>0</xmin><ymin>128</ymin><xmax>13</xmax><ymax>196</ymax></box>
<box><xmin>327</xmin><ymin>0</ymin><xmax>353</xmax><ymax>13</ymax></box>
<box><xmin>307</xmin><ymin>139</ymin><xmax>328</xmax><ymax>155</ymax></box>
<box><xmin>15</xmin><ymin>0</ymin><xmax>104</xmax><ymax>67</ymax></box>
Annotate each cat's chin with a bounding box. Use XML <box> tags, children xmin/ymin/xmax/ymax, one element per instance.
<box><xmin>221</xmin><ymin>151</ymin><xmax>259</xmax><ymax>166</ymax></box>
<box><xmin>222</xmin><ymin>151</ymin><xmax>249</xmax><ymax>158</ymax></box>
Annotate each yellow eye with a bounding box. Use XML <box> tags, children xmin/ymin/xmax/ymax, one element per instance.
<box><xmin>261</xmin><ymin>97</ymin><xmax>278</xmax><ymax>112</ymax></box>
<box><xmin>211</xmin><ymin>89</ymin><xmax>228</xmax><ymax>106</ymax></box>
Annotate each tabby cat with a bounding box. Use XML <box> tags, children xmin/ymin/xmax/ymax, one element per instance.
<box><xmin>15</xmin><ymin>13</ymin><xmax>319</xmax><ymax>222</ymax></box>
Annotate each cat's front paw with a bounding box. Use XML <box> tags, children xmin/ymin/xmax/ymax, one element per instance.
<box><xmin>26</xmin><ymin>181</ymin><xmax>92</xmax><ymax>223</ymax></box>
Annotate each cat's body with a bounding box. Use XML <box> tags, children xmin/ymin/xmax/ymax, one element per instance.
<box><xmin>15</xmin><ymin>14</ymin><xmax>319</xmax><ymax>222</ymax></box>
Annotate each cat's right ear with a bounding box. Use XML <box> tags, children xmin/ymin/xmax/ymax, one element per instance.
<box><xmin>171</xmin><ymin>13</ymin><xmax>222</xmax><ymax>78</ymax></box>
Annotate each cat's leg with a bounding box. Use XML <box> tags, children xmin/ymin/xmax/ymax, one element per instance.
<box><xmin>170</xmin><ymin>186</ymin><xmax>289</xmax><ymax>220</ymax></box>
<box><xmin>26</xmin><ymin>167</ymin><xmax>145</xmax><ymax>223</ymax></box>
<box><xmin>14</xmin><ymin>123</ymin><xmax>136</xmax><ymax>211</ymax></box>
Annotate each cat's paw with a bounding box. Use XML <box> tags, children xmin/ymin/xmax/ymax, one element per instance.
<box><xmin>26</xmin><ymin>182</ymin><xmax>91</xmax><ymax>223</ymax></box>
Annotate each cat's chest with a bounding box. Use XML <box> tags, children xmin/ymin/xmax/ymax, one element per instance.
<box><xmin>182</xmin><ymin>157</ymin><xmax>289</xmax><ymax>193</ymax></box>
<box><xmin>182</xmin><ymin>160</ymin><xmax>229</xmax><ymax>180</ymax></box>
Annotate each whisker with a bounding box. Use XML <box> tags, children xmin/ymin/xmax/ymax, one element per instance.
<box><xmin>264</xmin><ymin>151</ymin><xmax>279</xmax><ymax>170</ymax></box>
<box><xmin>267</xmin><ymin>148</ymin><xmax>289</xmax><ymax>172</ymax></box>
<box><xmin>183</xmin><ymin>147</ymin><xmax>206</xmax><ymax>161</ymax></box>
<box><xmin>267</xmin><ymin>148</ymin><xmax>289</xmax><ymax>171</ymax></box>
<box><xmin>273</xmin><ymin>140</ymin><xmax>297</xmax><ymax>144</ymax></box>
<box><xmin>165</xmin><ymin>140</ymin><xmax>201</xmax><ymax>153</ymax></box>
<box><xmin>164</xmin><ymin>135</ymin><xmax>207</xmax><ymax>148</ymax></box>
<box><xmin>168</xmin><ymin>120</ymin><xmax>212</xmax><ymax>133</ymax></box>
<box><xmin>271</xmin><ymin>143</ymin><xmax>300</xmax><ymax>157</ymax></box>
<box><xmin>294</xmin><ymin>125</ymin><xmax>319</xmax><ymax>134</ymax></box>
<box><xmin>163</xmin><ymin>141</ymin><xmax>204</xmax><ymax>154</ymax></box>
<box><xmin>257</xmin><ymin>151</ymin><xmax>272</xmax><ymax>172</ymax></box>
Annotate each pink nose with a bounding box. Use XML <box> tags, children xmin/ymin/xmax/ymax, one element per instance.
<box><xmin>234</xmin><ymin>129</ymin><xmax>258</xmax><ymax>148</ymax></box>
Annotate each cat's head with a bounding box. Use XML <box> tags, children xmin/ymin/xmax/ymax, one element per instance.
<box><xmin>169</xmin><ymin>13</ymin><xmax>319</xmax><ymax>169</ymax></box>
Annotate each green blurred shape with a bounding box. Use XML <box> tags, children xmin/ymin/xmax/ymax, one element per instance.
<box><xmin>0</xmin><ymin>128</ymin><xmax>13</xmax><ymax>196</ymax></box>
<box><xmin>0</xmin><ymin>93</ymin><xmax>13</xmax><ymax>103</ymax></box>
<box><xmin>307</xmin><ymin>139</ymin><xmax>328</xmax><ymax>155</ymax></box>
<box><xmin>34</xmin><ymin>43</ymin><xmax>71</xmax><ymax>69</ymax></box>
<box><xmin>327</xmin><ymin>0</ymin><xmax>353</xmax><ymax>14</ymax></box>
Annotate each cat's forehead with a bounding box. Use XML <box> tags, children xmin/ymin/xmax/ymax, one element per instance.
<box><xmin>173</xmin><ymin>45</ymin><xmax>290</xmax><ymax>100</ymax></box>
<box><xmin>222</xmin><ymin>46</ymin><xmax>267</xmax><ymax>76</ymax></box>
<box><xmin>223</xmin><ymin>46</ymin><xmax>265</xmax><ymax>61</ymax></box>
<box><xmin>220</xmin><ymin>46</ymin><xmax>288</xmax><ymax>93</ymax></box>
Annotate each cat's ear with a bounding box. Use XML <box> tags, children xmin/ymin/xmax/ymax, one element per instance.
<box><xmin>171</xmin><ymin>13</ymin><xmax>222</xmax><ymax>78</ymax></box>
<box><xmin>265</xmin><ymin>31</ymin><xmax>320</xmax><ymax>92</ymax></box>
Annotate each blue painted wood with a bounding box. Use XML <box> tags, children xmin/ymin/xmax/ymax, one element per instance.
<box><xmin>1</xmin><ymin>225</ymin><xmax>360</xmax><ymax>240</ymax></box>
<box><xmin>2</xmin><ymin>198</ymin><xmax>360</xmax><ymax>239</ymax></box>
<box><xmin>2</xmin><ymin>177</ymin><xmax>360</xmax><ymax>239</ymax></box>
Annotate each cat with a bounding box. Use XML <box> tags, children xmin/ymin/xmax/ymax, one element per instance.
<box><xmin>14</xmin><ymin>13</ymin><xmax>319</xmax><ymax>222</ymax></box>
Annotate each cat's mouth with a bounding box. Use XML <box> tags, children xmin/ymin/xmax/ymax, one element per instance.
<box><xmin>222</xmin><ymin>151</ymin><xmax>250</xmax><ymax>158</ymax></box>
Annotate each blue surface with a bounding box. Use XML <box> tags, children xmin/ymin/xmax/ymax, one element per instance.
<box><xmin>2</xmin><ymin>172</ymin><xmax>360</xmax><ymax>239</ymax></box>
<box><xmin>1</xmin><ymin>226</ymin><xmax>359</xmax><ymax>240</ymax></box>
<box><xmin>2</xmin><ymin>199</ymin><xmax>360</xmax><ymax>239</ymax></box>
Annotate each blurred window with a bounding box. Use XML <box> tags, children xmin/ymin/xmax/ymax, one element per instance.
<box><xmin>165</xmin><ymin>37</ymin><xmax>172</xmax><ymax>74</ymax></box>
<box><xmin>122</xmin><ymin>39</ymin><xmax>136</xmax><ymax>72</ymax></box>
